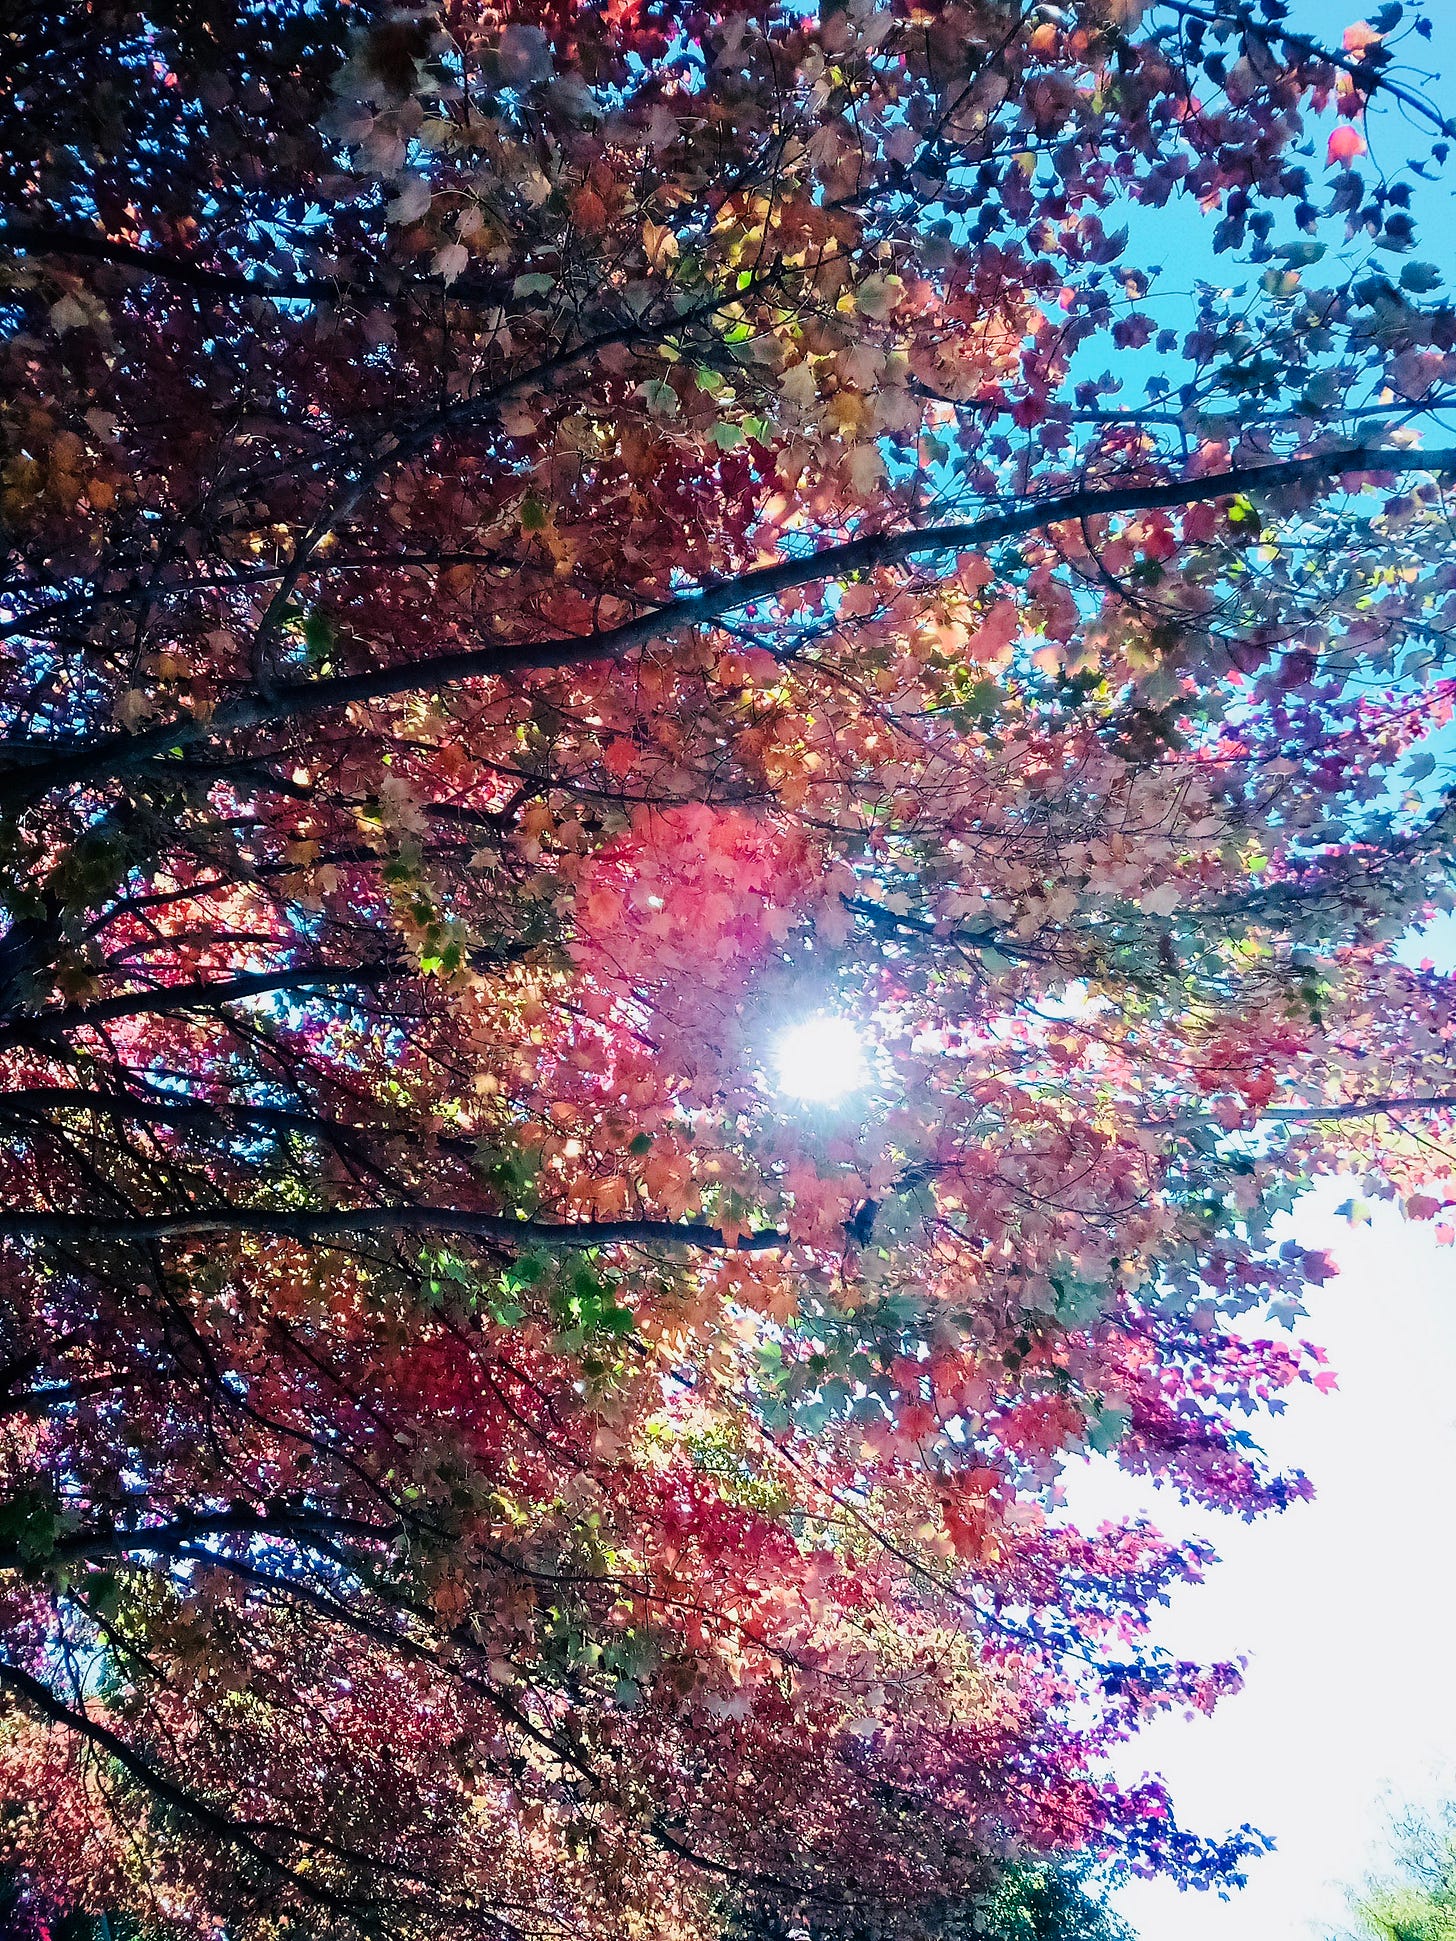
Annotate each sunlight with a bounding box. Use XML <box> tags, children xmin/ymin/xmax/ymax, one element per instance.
<box><xmin>773</xmin><ymin>1014</ymin><xmax>868</xmax><ymax>1104</ymax></box>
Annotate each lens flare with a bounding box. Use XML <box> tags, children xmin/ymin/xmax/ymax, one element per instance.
<box><xmin>773</xmin><ymin>1015</ymin><xmax>868</xmax><ymax>1104</ymax></box>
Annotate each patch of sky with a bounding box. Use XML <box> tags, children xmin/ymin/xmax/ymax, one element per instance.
<box><xmin>1063</xmin><ymin>4</ymin><xmax>1456</xmax><ymax>406</ymax></box>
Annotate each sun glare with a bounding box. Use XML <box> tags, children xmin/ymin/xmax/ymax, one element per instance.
<box><xmin>773</xmin><ymin>1014</ymin><xmax>868</xmax><ymax>1104</ymax></box>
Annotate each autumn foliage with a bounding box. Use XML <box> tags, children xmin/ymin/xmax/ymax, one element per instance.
<box><xmin>2</xmin><ymin>0</ymin><xmax>1456</xmax><ymax>1934</ymax></box>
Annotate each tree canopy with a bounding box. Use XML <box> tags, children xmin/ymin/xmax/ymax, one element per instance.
<box><xmin>1337</xmin><ymin>1801</ymin><xmax>1456</xmax><ymax>1941</ymax></box>
<box><xmin>3</xmin><ymin>0</ymin><xmax>1456</xmax><ymax>1936</ymax></box>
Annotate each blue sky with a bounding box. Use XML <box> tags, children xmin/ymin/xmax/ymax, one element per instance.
<box><xmin>1065</xmin><ymin>8</ymin><xmax>1456</xmax><ymax>1934</ymax></box>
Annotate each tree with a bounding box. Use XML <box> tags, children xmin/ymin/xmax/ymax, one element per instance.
<box><xmin>732</xmin><ymin>1857</ymin><xmax>1133</xmax><ymax>1941</ymax></box>
<box><xmin>1338</xmin><ymin>1801</ymin><xmax>1456</xmax><ymax>1941</ymax></box>
<box><xmin>967</xmin><ymin>1861</ymin><xmax>1134</xmax><ymax>1941</ymax></box>
<box><xmin>2</xmin><ymin>0</ymin><xmax>1456</xmax><ymax>1934</ymax></box>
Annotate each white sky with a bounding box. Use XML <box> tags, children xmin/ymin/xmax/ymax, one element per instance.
<box><xmin>1065</xmin><ymin>1185</ymin><xmax>1456</xmax><ymax>1940</ymax></box>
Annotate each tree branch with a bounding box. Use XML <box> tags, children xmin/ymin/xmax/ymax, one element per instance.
<box><xmin>0</xmin><ymin>1205</ymin><xmax>792</xmax><ymax>1252</ymax></box>
<box><xmin>3</xmin><ymin>444</ymin><xmax>1451</xmax><ymax>812</ymax></box>
<box><xmin>0</xmin><ymin>1657</ymin><xmax>376</xmax><ymax>1920</ymax></box>
<box><xmin>4</xmin><ymin>945</ymin><xmax>534</xmax><ymax>1039</ymax></box>
<box><xmin>1264</xmin><ymin>1093</ymin><xmax>1456</xmax><ymax>1122</ymax></box>
<box><xmin>1154</xmin><ymin>1</ymin><xmax>1456</xmax><ymax>141</ymax></box>
<box><xmin>0</xmin><ymin>219</ymin><xmax>345</xmax><ymax>302</ymax></box>
<box><xmin>0</xmin><ymin>1505</ymin><xmax>397</xmax><ymax>1578</ymax></box>
<box><xmin>0</xmin><ymin>1086</ymin><xmax>427</xmax><ymax>1148</ymax></box>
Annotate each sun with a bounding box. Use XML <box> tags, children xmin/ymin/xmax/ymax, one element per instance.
<box><xmin>773</xmin><ymin>1014</ymin><xmax>869</xmax><ymax>1104</ymax></box>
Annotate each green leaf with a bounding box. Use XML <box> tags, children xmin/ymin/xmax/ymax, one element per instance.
<box><xmin>303</xmin><ymin>612</ymin><xmax>336</xmax><ymax>664</ymax></box>
<box><xmin>502</xmin><ymin>1251</ymin><xmax>549</xmax><ymax>1293</ymax></box>
<box><xmin>1086</xmin><ymin>1407</ymin><xmax>1129</xmax><ymax>1454</ymax></box>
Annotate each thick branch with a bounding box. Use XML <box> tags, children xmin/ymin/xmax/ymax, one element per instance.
<box><xmin>5</xmin><ymin>944</ymin><xmax>533</xmax><ymax>1039</ymax></box>
<box><xmin>0</xmin><ymin>1505</ymin><xmax>397</xmax><ymax>1578</ymax></box>
<box><xmin>5</xmin><ymin>964</ymin><xmax>398</xmax><ymax>1039</ymax></box>
<box><xmin>0</xmin><ymin>1205</ymin><xmax>791</xmax><ymax>1252</ymax></box>
<box><xmin>3</xmin><ymin>444</ymin><xmax>1451</xmax><ymax>812</ymax></box>
<box><xmin>1264</xmin><ymin>1094</ymin><xmax>1456</xmax><ymax>1122</ymax></box>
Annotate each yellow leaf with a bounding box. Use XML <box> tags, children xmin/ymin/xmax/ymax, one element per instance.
<box><xmin>114</xmin><ymin>688</ymin><xmax>151</xmax><ymax>731</ymax></box>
